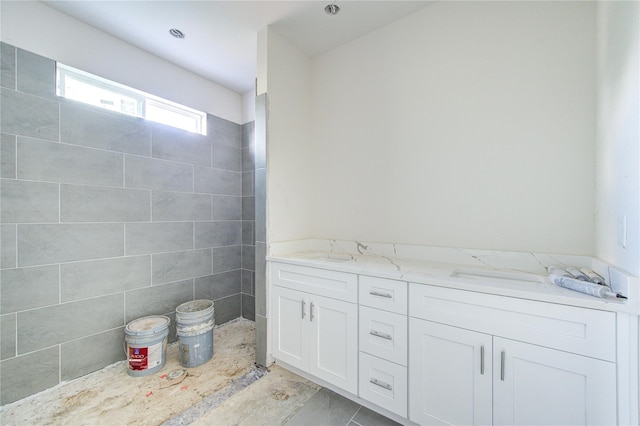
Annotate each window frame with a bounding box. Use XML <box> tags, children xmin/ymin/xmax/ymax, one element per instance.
<box><xmin>56</xmin><ymin>63</ymin><xmax>207</xmax><ymax>135</ymax></box>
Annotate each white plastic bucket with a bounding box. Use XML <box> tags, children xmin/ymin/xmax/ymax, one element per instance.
<box><xmin>176</xmin><ymin>299</ymin><xmax>214</xmax><ymax>368</ymax></box>
<box><xmin>124</xmin><ymin>315</ymin><xmax>170</xmax><ymax>377</ymax></box>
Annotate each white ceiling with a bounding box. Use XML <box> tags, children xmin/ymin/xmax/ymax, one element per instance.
<box><xmin>41</xmin><ymin>1</ymin><xmax>432</xmax><ymax>94</ymax></box>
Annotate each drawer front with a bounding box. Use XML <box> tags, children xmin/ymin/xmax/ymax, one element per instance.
<box><xmin>359</xmin><ymin>306</ymin><xmax>407</xmax><ymax>366</ymax></box>
<box><xmin>359</xmin><ymin>352</ymin><xmax>407</xmax><ymax>417</ymax></box>
<box><xmin>271</xmin><ymin>262</ymin><xmax>357</xmax><ymax>303</ymax></box>
<box><xmin>409</xmin><ymin>284</ymin><xmax>616</xmax><ymax>361</ymax></box>
<box><xmin>359</xmin><ymin>275</ymin><xmax>407</xmax><ymax>314</ymax></box>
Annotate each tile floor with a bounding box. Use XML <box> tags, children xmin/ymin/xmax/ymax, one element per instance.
<box><xmin>284</xmin><ymin>387</ymin><xmax>402</xmax><ymax>426</ymax></box>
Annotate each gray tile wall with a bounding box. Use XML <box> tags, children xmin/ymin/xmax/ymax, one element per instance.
<box><xmin>0</xmin><ymin>43</ymin><xmax>248</xmax><ymax>405</ymax></box>
<box><xmin>254</xmin><ymin>93</ymin><xmax>267</xmax><ymax>366</ymax></box>
<box><xmin>241</xmin><ymin>121</ymin><xmax>256</xmax><ymax>322</ymax></box>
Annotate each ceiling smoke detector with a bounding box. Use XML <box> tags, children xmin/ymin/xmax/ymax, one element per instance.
<box><xmin>324</xmin><ymin>3</ymin><xmax>340</xmax><ymax>16</ymax></box>
<box><xmin>169</xmin><ymin>28</ymin><xmax>185</xmax><ymax>39</ymax></box>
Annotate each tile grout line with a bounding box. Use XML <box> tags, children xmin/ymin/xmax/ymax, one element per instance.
<box><xmin>58</xmin><ymin>263</ymin><xmax>61</xmax><ymax>305</ymax></box>
<box><xmin>347</xmin><ymin>405</ymin><xmax>363</xmax><ymax>426</ymax></box>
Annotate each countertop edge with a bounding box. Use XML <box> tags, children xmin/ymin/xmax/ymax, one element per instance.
<box><xmin>267</xmin><ymin>255</ymin><xmax>638</xmax><ymax>315</ymax></box>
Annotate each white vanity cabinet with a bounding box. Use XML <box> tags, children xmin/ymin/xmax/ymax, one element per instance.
<box><xmin>271</xmin><ymin>263</ymin><xmax>358</xmax><ymax>394</ymax></box>
<box><xmin>269</xmin><ymin>259</ymin><xmax>626</xmax><ymax>426</ymax></box>
<box><xmin>409</xmin><ymin>319</ymin><xmax>493</xmax><ymax>425</ymax></box>
<box><xmin>409</xmin><ymin>284</ymin><xmax>618</xmax><ymax>426</ymax></box>
<box><xmin>493</xmin><ymin>337</ymin><xmax>616</xmax><ymax>425</ymax></box>
<box><xmin>358</xmin><ymin>276</ymin><xmax>408</xmax><ymax>417</ymax></box>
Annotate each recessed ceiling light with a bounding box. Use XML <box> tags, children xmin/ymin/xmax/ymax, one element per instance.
<box><xmin>169</xmin><ymin>28</ymin><xmax>185</xmax><ymax>39</ymax></box>
<box><xmin>325</xmin><ymin>3</ymin><xmax>340</xmax><ymax>16</ymax></box>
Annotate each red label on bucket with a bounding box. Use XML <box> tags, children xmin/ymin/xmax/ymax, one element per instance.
<box><xmin>128</xmin><ymin>342</ymin><xmax>163</xmax><ymax>371</ymax></box>
<box><xmin>129</xmin><ymin>346</ymin><xmax>149</xmax><ymax>370</ymax></box>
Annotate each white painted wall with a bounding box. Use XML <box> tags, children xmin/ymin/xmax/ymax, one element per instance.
<box><xmin>258</xmin><ymin>28</ymin><xmax>312</xmax><ymax>244</ymax></box>
<box><xmin>595</xmin><ymin>1</ymin><xmax>640</xmax><ymax>276</ymax></box>
<box><xmin>306</xmin><ymin>1</ymin><xmax>597</xmax><ymax>255</ymax></box>
<box><xmin>0</xmin><ymin>1</ymin><xmax>243</xmax><ymax>124</ymax></box>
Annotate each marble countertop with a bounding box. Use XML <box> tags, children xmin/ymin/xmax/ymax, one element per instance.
<box><xmin>266</xmin><ymin>239</ymin><xmax>639</xmax><ymax>314</ymax></box>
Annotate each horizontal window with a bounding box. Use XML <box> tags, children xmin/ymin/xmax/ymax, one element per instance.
<box><xmin>56</xmin><ymin>64</ymin><xmax>207</xmax><ymax>135</ymax></box>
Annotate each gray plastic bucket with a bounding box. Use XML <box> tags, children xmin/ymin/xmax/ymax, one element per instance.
<box><xmin>176</xmin><ymin>299</ymin><xmax>214</xmax><ymax>368</ymax></box>
<box><xmin>124</xmin><ymin>315</ymin><xmax>170</xmax><ymax>377</ymax></box>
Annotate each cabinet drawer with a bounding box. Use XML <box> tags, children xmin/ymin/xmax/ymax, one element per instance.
<box><xmin>359</xmin><ymin>275</ymin><xmax>407</xmax><ymax>314</ymax></box>
<box><xmin>359</xmin><ymin>306</ymin><xmax>407</xmax><ymax>366</ymax></box>
<box><xmin>409</xmin><ymin>284</ymin><xmax>616</xmax><ymax>361</ymax></box>
<box><xmin>271</xmin><ymin>262</ymin><xmax>357</xmax><ymax>303</ymax></box>
<box><xmin>359</xmin><ymin>352</ymin><xmax>407</xmax><ymax>417</ymax></box>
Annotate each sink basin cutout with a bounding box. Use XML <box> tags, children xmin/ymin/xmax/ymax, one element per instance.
<box><xmin>451</xmin><ymin>269</ymin><xmax>545</xmax><ymax>283</ymax></box>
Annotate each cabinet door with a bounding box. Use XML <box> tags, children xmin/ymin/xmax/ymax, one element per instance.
<box><xmin>493</xmin><ymin>337</ymin><xmax>617</xmax><ymax>426</ymax></box>
<box><xmin>409</xmin><ymin>319</ymin><xmax>493</xmax><ymax>425</ymax></box>
<box><xmin>309</xmin><ymin>294</ymin><xmax>358</xmax><ymax>394</ymax></box>
<box><xmin>271</xmin><ymin>286</ymin><xmax>308</xmax><ymax>370</ymax></box>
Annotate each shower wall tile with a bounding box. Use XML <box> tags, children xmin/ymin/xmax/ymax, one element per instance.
<box><xmin>17</xmin><ymin>293</ymin><xmax>124</xmax><ymax>354</ymax></box>
<box><xmin>242</xmin><ymin>221</ymin><xmax>254</xmax><ymax>245</ymax></box>
<box><xmin>0</xmin><ymin>179</ymin><xmax>59</xmax><ymax>223</ymax></box>
<box><xmin>1</xmin><ymin>44</ymin><xmax>244</xmax><ymax>402</ymax></box>
<box><xmin>1</xmin><ymin>313</ymin><xmax>17</xmax><ymax>360</ymax></box>
<box><xmin>213</xmin><ymin>294</ymin><xmax>241</xmax><ymax>325</ymax></box>
<box><xmin>242</xmin><ymin>171</ymin><xmax>254</xmax><ymax>196</ymax></box>
<box><xmin>152</xmin><ymin>248</ymin><xmax>212</xmax><ymax>285</ymax></box>
<box><xmin>1</xmin><ymin>88</ymin><xmax>59</xmax><ymax>141</ymax></box>
<box><xmin>124</xmin><ymin>155</ymin><xmax>193</xmax><ymax>192</ymax></box>
<box><xmin>1</xmin><ymin>265</ymin><xmax>59</xmax><ymax>313</ymax></box>
<box><xmin>61</xmin><ymin>103</ymin><xmax>151</xmax><ymax>155</ymax></box>
<box><xmin>212</xmin><ymin>195</ymin><xmax>242</xmax><ymax>220</ymax></box>
<box><xmin>241</xmin><ymin>121</ymin><xmax>254</xmax><ymax>150</ymax></box>
<box><xmin>212</xmin><ymin>245</ymin><xmax>242</xmax><ymax>273</ymax></box>
<box><xmin>125</xmin><ymin>222</ymin><xmax>193</xmax><ymax>255</ymax></box>
<box><xmin>194</xmin><ymin>167</ymin><xmax>241</xmax><ymax>195</ymax></box>
<box><xmin>242</xmin><ymin>244</ymin><xmax>256</xmax><ymax>271</ymax></box>
<box><xmin>165</xmin><ymin>312</ymin><xmax>178</xmax><ymax>343</ymax></box>
<box><xmin>255</xmin><ymin>314</ymin><xmax>268</xmax><ymax>366</ymax></box>
<box><xmin>194</xmin><ymin>269</ymin><xmax>241</xmax><ymax>300</ymax></box>
<box><xmin>16</xmin><ymin>49</ymin><xmax>55</xmax><ymax>99</ymax></box>
<box><xmin>18</xmin><ymin>223</ymin><xmax>124</xmax><ymax>267</ymax></box>
<box><xmin>241</xmin><ymin>269</ymin><xmax>255</xmax><ymax>295</ymax></box>
<box><xmin>0</xmin><ymin>346</ymin><xmax>59</xmax><ymax>405</ymax></box>
<box><xmin>1</xmin><ymin>224</ymin><xmax>17</xmax><ymax>269</ymax></box>
<box><xmin>209</xmin><ymin>115</ymin><xmax>242</xmax><ymax>148</ymax></box>
<box><xmin>61</xmin><ymin>327</ymin><xmax>125</xmax><ymax>381</ymax></box>
<box><xmin>242</xmin><ymin>196</ymin><xmax>255</xmax><ymax>220</ymax></box>
<box><xmin>1</xmin><ymin>133</ymin><xmax>17</xmax><ymax>178</ymax></box>
<box><xmin>255</xmin><ymin>242</ymin><xmax>267</xmax><ymax>317</ymax></box>
<box><xmin>61</xmin><ymin>255</ymin><xmax>151</xmax><ymax>302</ymax></box>
<box><xmin>212</xmin><ymin>142</ymin><xmax>242</xmax><ymax>171</ymax></box>
<box><xmin>125</xmin><ymin>279</ymin><xmax>193</xmax><ymax>322</ymax></box>
<box><xmin>255</xmin><ymin>167</ymin><xmax>266</xmax><ymax>243</ymax></box>
<box><xmin>151</xmin><ymin>124</ymin><xmax>212</xmax><ymax>167</ymax></box>
<box><xmin>195</xmin><ymin>221</ymin><xmax>241</xmax><ymax>248</ymax></box>
<box><xmin>17</xmin><ymin>137</ymin><xmax>123</xmax><ymax>187</ymax></box>
<box><xmin>242</xmin><ymin>294</ymin><xmax>255</xmax><ymax>321</ymax></box>
<box><xmin>60</xmin><ymin>184</ymin><xmax>150</xmax><ymax>223</ymax></box>
<box><xmin>152</xmin><ymin>191</ymin><xmax>211</xmax><ymax>222</ymax></box>
<box><xmin>1</xmin><ymin>42</ymin><xmax>16</xmax><ymax>90</ymax></box>
<box><xmin>242</xmin><ymin>146</ymin><xmax>255</xmax><ymax>172</ymax></box>
<box><xmin>240</xmin><ymin>120</ymin><xmax>256</xmax><ymax>335</ymax></box>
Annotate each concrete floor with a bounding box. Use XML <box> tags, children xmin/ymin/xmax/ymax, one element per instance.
<box><xmin>0</xmin><ymin>318</ymin><xmax>400</xmax><ymax>426</ymax></box>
